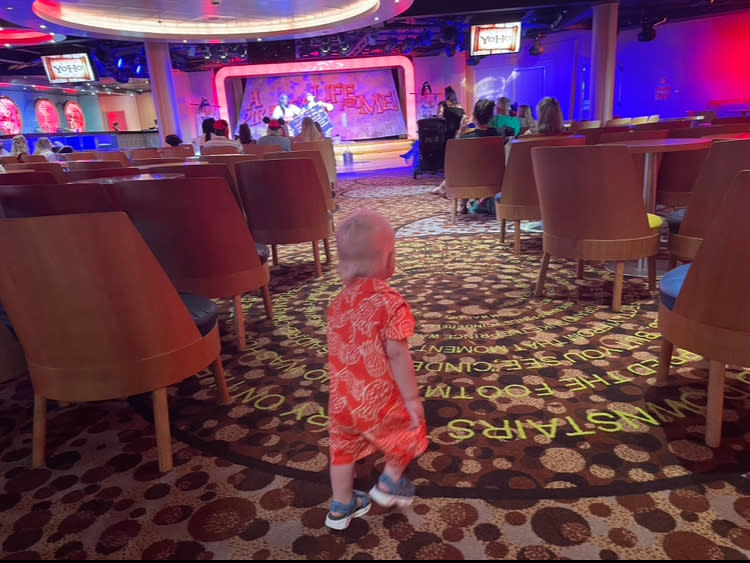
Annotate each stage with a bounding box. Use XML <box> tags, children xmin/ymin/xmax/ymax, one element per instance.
<box><xmin>333</xmin><ymin>137</ymin><xmax>415</xmax><ymax>173</ymax></box>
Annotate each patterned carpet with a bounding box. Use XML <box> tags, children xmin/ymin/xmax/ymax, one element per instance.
<box><xmin>2</xmin><ymin>165</ymin><xmax>750</xmax><ymax>559</ymax></box>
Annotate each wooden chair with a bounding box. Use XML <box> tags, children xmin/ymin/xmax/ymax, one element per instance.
<box><xmin>568</xmin><ymin>120</ymin><xmax>601</xmax><ymax>130</ymax></box>
<box><xmin>200</xmin><ymin>145</ymin><xmax>242</xmax><ymax>156</ymax></box>
<box><xmin>647</xmin><ymin>114</ymin><xmax>660</xmax><ymax>122</ymax></box>
<box><xmin>291</xmin><ymin>138</ymin><xmax>338</xmax><ymax>194</ymax></box>
<box><xmin>141</xmin><ymin>162</ymin><xmax>240</xmax><ymax>205</ymax></box>
<box><xmin>130</xmin><ymin>157</ymin><xmax>185</xmax><ymax>167</ymax></box>
<box><xmin>655</xmin><ymin>148</ymin><xmax>710</xmax><ymax>208</ymax></box>
<box><xmin>199</xmin><ymin>154</ymin><xmax>258</xmax><ymax>197</ymax></box>
<box><xmin>630</xmin><ymin>116</ymin><xmax>650</xmax><ymax>125</ymax></box>
<box><xmin>577</xmin><ymin>125</ymin><xmax>630</xmax><ymax>145</ymax></box>
<box><xmin>531</xmin><ymin>144</ymin><xmax>662</xmax><ymax>312</ymax></box>
<box><xmin>0</xmin><ymin>320</ymin><xmax>26</xmax><ymax>383</ymax></box>
<box><xmin>443</xmin><ymin>136</ymin><xmax>506</xmax><ymax>224</ymax></box>
<box><xmin>94</xmin><ymin>151</ymin><xmax>131</xmax><ymax>167</ymax></box>
<box><xmin>495</xmin><ymin>135</ymin><xmax>586</xmax><ymax>253</ymax></box>
<box><xmin>64</xmin><ymin>167</ymin><xmax>141</xmax><ymax>182</ymax></box>
<box><xmin>667</xmin><ymin>139</ymin><xmax>750</xmax><ymax>267</ymax></box>
<box><xmin>58</xmin><ymin>151</ymin><xmax>100</xmax><ymax>162</ymax></box>
<box><xmin>0</xmin><ymin>183</ymin><xmax>118</xmax><ymax>218</ymax></box>
<box><xmin>0</xmin><ymin>171</ymin><xmax>61</xmax><ymax>185</ymax></box>
<box><xmin>129</xmin><ymin>148</ymin><xmax>162</xmax><ymax>160</ymax></box>
<box><xmin>235</xmin><ymin>158</ymin><xmax>332</xmax><ymax>277</ymax></box>
<box><xmin>0</xmin><ymin>212</ymin><xmax>229</xmax><ymax>472</ymax></box>
<box><xmin>656</xmin><ymin>170</ymin><xmax>750</xmax><ymax>447</ymax></box>
<box><xmin>3</xmin><ymin>163</ymin><xmax>67</xmax><ymax>182</ymax></box>
<box><xmin>105</xmin><ymin>177</ymin><xmax>272</xmax><ymax>352</ymax></box>
<box><xmin>159</xmin><ymin>145</ymin><xmax>195</xmax><ymax>158</ymax></box>
<box><xmin>66</xmin><ymin>160</ymin><xmax>126</xmax><ymax>171</ymax></box>
<box><xmin>264</xmin><ymin>150</ymin><xmax>336</xmax><ymax>230</ymax></box>
<box><xmin>3</xmin><ymin>155</ymin><xmax>49</xmax><ymax>164</ymax></box>
<box><xmin>604</xmin><ymin>117</ymin><xmax>632</xmax><ymax>127</ymax></box>
<box><xmin>597</xmin><ymin>128</ymin><xmax>669</xmax><ymax>143</ymax></box>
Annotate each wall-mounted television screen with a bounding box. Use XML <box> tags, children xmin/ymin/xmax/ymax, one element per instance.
<box><xmin>470</xmin><ymin>22</ymin><xmax>522</xmax><ymax>56</ymax></box>
<box><xmin>41</xmin><ymin>52</ymin><xmax>98</xmax><ymax>84</ymax></box>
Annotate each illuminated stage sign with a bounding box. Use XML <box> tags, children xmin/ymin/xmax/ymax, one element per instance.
<box><xmin>35</xmin><ymin>98</ymin><xmax>61</xmax><ymax>133</ymax></box>
<box><xmin>64</xmin><ymin>100</ymin><xmax>86</xmax><ymax>132</ymax></box>
<box><xmin>0</xmin><ymin>96</ymin><xmax>22</xmax><ymax>136</ymax></box>
<box><xmin>470</xmin><ymin>23</ymin><xmax>522</xmax><ymax>56</ymax></box>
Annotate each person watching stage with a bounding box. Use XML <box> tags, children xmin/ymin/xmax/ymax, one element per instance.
<box><xmin>489</xmin><ymin>96</ymin><xmax>521</xmax><ymax>139</ymax></box>
<box><xmin>238</xmin><ymin>122</ymin><xmax>255</xmax><ymax>145</ymax></box>
<box><xmin>257</xmin><ymin>117</ymin><xmax>292</xmax><ymax>152</ymax></box>
<box><xmin>201</xmin><ymin>119</ymin><xmax>242</xmax><ymax>153</ymax></box>
<box><xmin>297</xmin><ymin>117</ymin><xmax>324</xmax><ymax>142</ymax></box>
<box><xmin>523</xmin><ymin>96</ymin><xmax>565</xmax><ymax>136</ymax></box>
<box><xmin>198</xmin><ymin>117</ymin><xmax>216</xmax><ymax>148</ymax></box>
<box><xmin>32</xmin><ymin>137</ymin><xmax>57</xmax><ymax>162</ymax></box>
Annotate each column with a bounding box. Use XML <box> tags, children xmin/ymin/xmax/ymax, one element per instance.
<box><xmin>144</xmin><ymin>41</ymin><xmax>181</xmax><ymax>141</ymax></box>
<box><xmin>590</xmin><ymin>2</ymin><xmax>619</xmax><ymax>125</ymax></box>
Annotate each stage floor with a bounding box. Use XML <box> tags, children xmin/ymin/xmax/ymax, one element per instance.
<box><xmin>333</xmin><ymin>138</ymin><xmax>422</xmax><ymax>173</ymax></box>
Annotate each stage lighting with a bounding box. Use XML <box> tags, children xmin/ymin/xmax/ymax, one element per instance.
<box><xmin>320</xmin><ymin>38</ymin><xmax>331</xmax><ymax>55</ymax></box>
<box><xmin>529</xmin><ymin>35</ymin><xmax>544</xmax><ymax>56</ymax></box>
<box><xmin>638</xmin><ymin>19</ymin><xmax>657</xmax><ymax>42</ymax></box>
<box><xmin>445</xmin><ymin>44</ymin><xmax>456</xmax><ymax>57</ymax></box>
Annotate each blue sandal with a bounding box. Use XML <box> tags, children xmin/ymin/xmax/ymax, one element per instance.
<box><xmin>369</xmin><ymin>474</ymin><xmax>415</xmax><ymax>508</ymax></box>
<box><xmin>325</xmin><ymin>490</ymin><xmax>371</xmax><ymax>530</ymax></box>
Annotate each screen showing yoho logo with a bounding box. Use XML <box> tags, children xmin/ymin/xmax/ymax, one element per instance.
<box><xmin>41</xmin><ymin>53</ymin><xmax>96</xmax><ymax>83</ymax></box>
<box><xmin>470</xmin><ymin>23</ymin><xmax>522</xmax><ymax>56</ymax></box>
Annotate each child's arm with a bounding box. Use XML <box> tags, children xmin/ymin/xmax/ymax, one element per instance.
<box><xmin>386</xmin><ymin>339</ymin><xmax>424</xmax><ymax>430</ymax></box>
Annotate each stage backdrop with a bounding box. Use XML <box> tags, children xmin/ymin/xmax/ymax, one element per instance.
<box><xmin>235</xmin><ymin>69</ymin><xmax>407</xmax><ymax>141</ymax></box>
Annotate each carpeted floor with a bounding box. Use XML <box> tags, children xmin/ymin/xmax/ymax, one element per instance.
<box><xmin>1</xmin><ymin>165</ymin><xmax>750</xmax><ymax>560</ymax></box>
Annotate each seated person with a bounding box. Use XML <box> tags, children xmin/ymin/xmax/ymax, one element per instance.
<box><xmin>32</xmin><ymin>137</ymin><xmax>57</xmax><ymax>162</ymax></box>
<box><xmin>201</xmin><ymin>119</ymin><xmax>242</xmax><ymax>153</ymax></box>
<box><xmin>489</xmin><ymin>96</ymin><xmax>521</xmax><ymax>139</ymax></box>
<box><xmin>523</xmin><ymin>96</ymin><xmax>565</xmax><ymax>136</ymax></box>
<box><xmin>257</xmin><ymin>117</ymin><xmax>292</xmax><ymax>152</ymax></box>
<box><xmin>164</xmin><ymin>134</ymin><xmax>183</xmax><ymax>147</ymax></box>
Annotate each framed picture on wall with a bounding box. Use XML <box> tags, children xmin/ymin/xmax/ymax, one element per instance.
<box><xmin>35</xmin><ymin>98</ymin><xmax>61</xmax><ymax>133</ymax></box>
<box><xmin>64</xmin><ymin>100</ymin><xmax>86</xmax><ymax>132</ymax></box>
<box><xmin>0</xmin><ymin>97</ymin><xmax>22</xmax><ymax>136</ymax></box>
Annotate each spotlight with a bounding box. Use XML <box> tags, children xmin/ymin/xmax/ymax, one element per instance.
<box><xmin>637</xmin><ymin>19</ymin><xmax>657</xmax><ymax>42</ymax></box>
<box><xmin>116</xmin><ymin>57</ymin><xmax>124</xmax><ymax>69</ymax></box>
<box><xmin>320</xmin><ymin>38</ymin><xmax>331</xmax><ymax>55</ymax></box>
<box><xmin>529</xmin><ymin>35</ymin><xmax>544</xmax><ymax>56</ymax></box>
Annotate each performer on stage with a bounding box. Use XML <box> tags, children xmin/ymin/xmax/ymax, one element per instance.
<box><xmin>272</xmin><ymin>93</ymin><xmax>303</xmax><ymax>136</ymax></box>
<box><xmin>303</xmin><ymin>92</ymin><xmax>334</xmax><ymax>112</ymax></box>
<box><xmin>302</xmin><ymin>92</ymin><xmax>335</xmax><ymax>138</ymax></box>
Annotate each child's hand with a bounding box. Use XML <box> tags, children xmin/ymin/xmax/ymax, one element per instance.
<box><xmin>405</xmin><ymin>397</ymin><xmax>424</xmax><ymax>430</ymax></box>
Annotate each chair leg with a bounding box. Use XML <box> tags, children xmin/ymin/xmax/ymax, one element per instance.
<box><xmin>656</xmin><ymin>339</ymin><xmax>673</xmax><ymax>385</ymax></box>
<box><xmin>514</xmin><ymin>221</ymin><xmax>521</xmax><ymax>254</ymax></box>
<box><xmin>323</xmin><ymin>238</ymin><xmax>331</xmax><ymax>263</ymax></box>
<box><xmin>612</xmin><ymin>261</ymin><xmax>625</xmax><ymax>312</ymax></box>
<box><xmin>500</xmin><ymin>219</ymin><xmax>506</xmax><ymax>243</ymax></box>
<box><xmin>271</xmin><ymin>245</ymin><xmax>279</xmax><ymax>266</ymax></box>
<box><xmin>312</xmin><ymin>240</ymin><xmax>322</xmax><ymax>277</ymax></box>
<box><xmin>212</xmin><ymin>356</ymin><xmax>231</xmax><ymax>405</ymax></box>
<box><xmin>576</xmin><ymin>260</ymin><xmax>584</xmax><ymax>279</ymax></box>
<box><xmin>705</xmin><ymin>360</ymin><xmax>726</xmax><ymax>448</ymax></box>
<box><xmin>32</xmin><ymin>392</ymin><xmax>47</xmax><ymax>468</ymax></box>
<box><xmin>647</xmin><ymin>256</ymin><xmax>657</xmax><ymax>291</ymax></box>
<box><xmin>233</xmin><ymin>295</ymin><xmax>246</xmax><ymax>351</ymax></box>
<box><xmin>262</xmin><ymin>285</ymin><xmax>273</xmax><ymax>320</ymax></box>
<box><xmin>535</xmin><ymin>252</ymin><xmax>551</xmax><ymax>297</ymax></box>
<box><xmin>151</xmin><ymin>387</ymin><xmax>173</xmax><ymax>473</ymax></box>
<box><xmin>451</xmin><ymin>199</ymin><xmax>457</xmax><ymax>224</ymax></box>
<box><xmin>667</xmin><ymin>253</ymin><xmax>677</xmax><ymax>270</ymax></box>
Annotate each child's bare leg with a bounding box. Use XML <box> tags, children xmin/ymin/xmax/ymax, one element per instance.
<box><xmin>330</xmin><ymin>462</ymin><xmax>356</xmax><ymax>514</ymax></box>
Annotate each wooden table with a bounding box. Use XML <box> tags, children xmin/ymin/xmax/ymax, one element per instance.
<box><xmin>68</xmin><ymin>172</ymin><xmax>184</xmax><ymax>184</ymax></box>
<box><xmin>599</xmin><ymin>137</ymin><xmax>714</xmax><ymax>276</ymax></box>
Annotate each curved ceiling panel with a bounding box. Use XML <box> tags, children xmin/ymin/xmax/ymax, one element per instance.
<box><xmin>19</xmin><ymin>0</ymin><xmax>413</xmax><ymax>42</ymax></box>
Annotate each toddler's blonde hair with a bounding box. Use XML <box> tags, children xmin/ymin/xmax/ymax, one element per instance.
<box><xmin>336</xmin><ymin>209</ymin><xmax>395</xmax><ymax>283</ymax></box>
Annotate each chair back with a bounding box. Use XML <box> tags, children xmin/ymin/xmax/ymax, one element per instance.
<box><xmin>235</xmin><ymin>158</ymin><xmax>332</xmax><ymax>246</ymax></box>
<box><xmin>630</xmin><ymin>116</ymin><xmax>650</xmax><ymax>125</ymax></box>
<box><xmin>598</xmin><ymin>128</ymin><xmax>669</xmax><ymax>143</ymax></box>
<box><xmin>531</xmin><ymin>145</ymin><xmax>654</xmax><ymax>248</ymax></box>
<box><xmin>291</xmin><ymin>138</ymin><xmax>337</xmax><ymax>190</ymax></box>
<box><xmin>264</xmin><ymin>150</ymin><xmax>335</xmax><ymax>213</ymax></box>
<box><xmin>0</xmin><ymin>171</ymin><xmax>60</xmax><ymax>186</ymax></box>
<box><xmin>0</xmin><ymin>183</ymin><xmax>117</xmax><ymax>218</ymax></box>
<box><xmin>63</xmin><ymin>167</ymin><xmax>140</xmax><ymax>182</ymax></box>
<box><xmin>4</xmin><ymin>163</ymin><xmax>68</xmax><ymax>182</ymax></box>
<box><xmin>569</xmin><ymin>120</ymin><xmax>601</xmax><ymax>130</ymax></box>
<box><xmin>679</xmin><ymin>139</ymin><xmax>750</xmax><ymax>241</ymax></box>
<box><xmin>58</xmin><ymin>151</ymin><xmax>100</xmax><ymax>162</ymax></box>
<box><xmin>444</xmin><ymin>136</ymin><xmax>506</xmax><ymax>197</ymax></box>
<box><xmin>498</xmin><ymin>135</ymin><xmax>586</xmax><ymax>221</ymax></box>
<box><xmin>159</xmin><ymin>145</ymin><xmax>195</xmax><ymax>158</ymax></box>
<box><xmin>105</xmin><ymin>177</ymin><xmax>267</xmax><ymax>299</ymax></box>
<box><xmin>95</xmin><ymin>151</ymin><xmax>131</xmax><ymax>167</ymax></box>
<box><xmin>670</xmin><ymin>170</ymin><xmax>750</xmax><ymax>361</ymax></box>
<box><xmin>66</xmin><ymin>160</ymin><xmax>125</xmax><ymax>171</ymax></box>
<box><xmin>604</xmin><ymin>117</ymin><xmax>632</xmax><ymax>127</ymax></box>
<box><xmin>0</xmin><ymin>212</ymin><xmax>212</xmax><ymax>401</ymax></box>
<box><xmin>130</xmin><ymin>157</ymin><xmax>185</xmax><ymax>167</ymax></box>
<box><xmin>16</xmin><ymin>155</ymin><xmax>49</xmax><ymax>164</ymax></box>
<box><xmin>129</xmin><ymin>147</ymin><xmax>162</xmax><ymax>160</ymax></box>
<box><xmin>200</xmin><ymin>144</ymin><xmax>241</xmax><ymax>155</ymax></box>
<box><xmin>656</xmin><ymin>147</ymin><xmax>711</xmax><ymax>207</ymax></box>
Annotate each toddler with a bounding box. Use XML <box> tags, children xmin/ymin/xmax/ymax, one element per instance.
<box><xmin>325</xmin><ymin>208</ymin><xmax>427</xmax><ymax>530</ymax></box>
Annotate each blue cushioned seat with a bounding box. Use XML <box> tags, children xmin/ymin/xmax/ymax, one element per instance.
<box><xmin>665</xmin><ymin>208</ymin><xmax>686</xmax><ymax>234</ymax></box>
<box><xmin>658</xmin><ymin>263</ymin><xmax>691</xmax><ymax>311</ymax></box>
<box><xmin>179</xmin><ymin>293</ymin><xmax>219</xmax><ymax>336</ymax></box>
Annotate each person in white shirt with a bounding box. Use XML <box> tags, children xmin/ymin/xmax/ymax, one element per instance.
<box><xmin>201</xmin><ymin>119</ymin><xmax>242</xmax><ymax>153</ymax></box>
<box><xmin>272</xmin><ymin>93</ymin><xmax>302</xmax><ymax>137</ymax></box>
<box><xmin>33</xmin><ymin>137</ymin><xmax>57</xmax><ymax>162</ymax></box>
